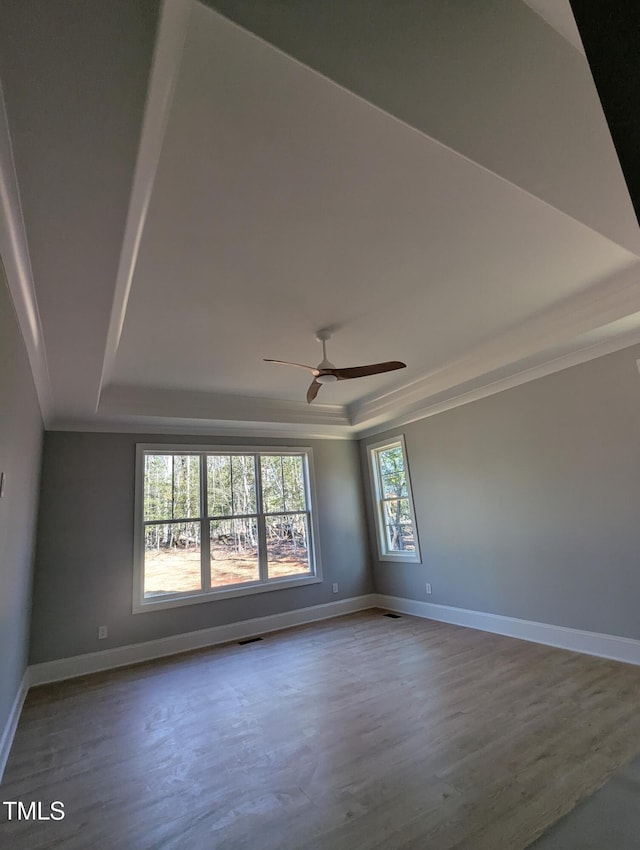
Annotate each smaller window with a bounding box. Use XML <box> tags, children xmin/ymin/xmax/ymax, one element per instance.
<box><xmin>368</xmin><ymin>435</ymin><xmax>421</xmax><ymax>563</ymax></box>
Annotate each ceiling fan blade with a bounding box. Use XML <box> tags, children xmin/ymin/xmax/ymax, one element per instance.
<box><xmin>264</xmin><ymin>359</ymin><xmax>319</xmax><ymax>376</ymax></box>
<box><xmin>332</xmin><ymin>361</ymin><xmax>406</xmax><ymax>380</ymax></box>
<box><xmin>306</xmin><ymin>379</ymin><xmax>321</xmax><ymax>403</ymax></box>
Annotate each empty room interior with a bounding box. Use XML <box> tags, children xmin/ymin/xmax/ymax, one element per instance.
<box><xmin>3</xmin><ymin>1</ymin><xmax>640</xmax><ymax>848</ymax></box>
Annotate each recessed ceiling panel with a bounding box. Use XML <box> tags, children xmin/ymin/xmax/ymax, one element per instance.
<box><xmin>112</xmin><ymin>3</ymin><xmax>637</xmax><ymax>408</ymax></box>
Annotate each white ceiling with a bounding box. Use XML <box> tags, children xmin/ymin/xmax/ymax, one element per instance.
<box><xmin>1</xmin><ymin>0</ymin><xmax>640</xmax><ymax>438</ymax></box>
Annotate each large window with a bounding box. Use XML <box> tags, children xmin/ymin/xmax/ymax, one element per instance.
<box><xmin>368</xmin><ymin>435</ymin><xmax>421</xmax><ymax>563</ymax></box>
<box><xmin>133</xmin><ymin>445</ymin><xmax>321</xmax><ymax>612</ymax></box>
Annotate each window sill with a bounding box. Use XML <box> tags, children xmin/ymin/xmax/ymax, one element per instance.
<box><xmin>377</xmin><ymin>552</ymin><xmax>422</xmax><ymax>564</ymax></box>
<box><xmin>133</xmin><ymin>574</ymin><xmax>322</xmax><ymax>614</ymax></box>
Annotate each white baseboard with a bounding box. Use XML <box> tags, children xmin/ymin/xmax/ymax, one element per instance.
<box><xmin>27</xmin><ymin>593</ymin><xmax>640</xmax><ymax>689</ymax></box>
<box><xmin>28</xmin><ymin>594</ymin><xmax>378</xmax><ymax>686</ymax></box>
<box><xmin>375</xmin><ymin>595</ymin><xmax>640</xmax><ymax>666</ymax></box>
<box><xmin>0</xmin><ymin>671</ymin><xmax>29</xmax><ymax>783</ymax></box>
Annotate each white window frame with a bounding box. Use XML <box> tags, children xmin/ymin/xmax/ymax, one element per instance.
<box><xmin>367</xmin><ymin>434</ymin><xmax>421</xmax><ymax>563</ymax></box>
<box><xmin>133</xmin><ymin>444</ymin><xmax>322</xmax><ymax>613</ymax></box>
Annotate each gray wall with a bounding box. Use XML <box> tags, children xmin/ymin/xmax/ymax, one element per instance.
<box><xmin>0</xmin><ymin>264</ymin><xmax>43</xmax><ymax>734</ymax></box>
<box><xmin>361</xmin><ymin>346</ymin><xmax>640</xmax><ymax>640</ymax></box>
<box><xmin>25</xmin><ymin>340</ymin><xmax>640</xmax><ymax>665</ymax></box>
<box><xmin>30</xmin><ymin>433</ymin><xmax>372</xmax><ymax>663</ymax></box>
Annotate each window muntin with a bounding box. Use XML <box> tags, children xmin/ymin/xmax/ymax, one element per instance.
<box><xmin>368</xmin><ymin>436</ymin><xmax>421</xmax><ymax>562</ymax></box>
<box><xmin>134</xmin><ymin>446</ymin><xmax>320</xmax><ymax>612</ymax></box>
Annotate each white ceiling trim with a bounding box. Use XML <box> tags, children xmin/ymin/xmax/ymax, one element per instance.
<box><xmin>98</xmin><ymin>384</ymin><xmax>349</xmax><ymax>428</ymax></box>
<box><xmin>97</xmin><ymin>0</ymin><xmax>191</xmax><ymax>409</ymax></box>
<box><xmin>0</xmin><ymin>79</ymin><xmax>52</xmax><ymax>424</ymax></box>
<box><xmin>349</xmin><ymin>261</ymin><xmax>640</xmax><ymax>427</ymax></box>
<box><xmin>355</xmin><ymin>325</ymin><xmax>640</xmax><ymax>439</ymax></box>
<box><xmin>48</xmin><ymin>415</ymin><xmax>352</xmax><ymax>440</ymax></box>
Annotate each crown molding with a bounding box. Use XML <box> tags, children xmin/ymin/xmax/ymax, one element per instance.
<box><xmin>97</xmin><ymin>0</ymin><xmax>192</xmax><ymax>408</ymax></box>
<box><xmin>98</xmin><ymin>383</ymin><xmax>350</xmax><ymax>428</ymax></box>
<box><xmin>0</xmin><ymin>79</ymin><xmax>52</xmax><ymax>424</ymax></box>
<box><xmin>48</xmin><ymin>415</ymin><xmax>354</xmax><ymax>440</ymax></box>
<box><xmin>355</xmin><ymin>325</ymin><xmax>640</xmax><ymax>438</ymax></box>
<box><xmin>350</xmin><ymin>261</ymin><xmax>640</xmax><ymax>429</ymax></box>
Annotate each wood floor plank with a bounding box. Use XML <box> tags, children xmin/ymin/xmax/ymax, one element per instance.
<box><xmin>2</xmin><ymin>611</ymin><xmax>640</xmax><ymax>849</ymax></box>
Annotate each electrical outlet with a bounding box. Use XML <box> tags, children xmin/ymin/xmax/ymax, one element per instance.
<box><xmin>98</xmin><ymin>625</ymin><xmax>108</xmax><ymax>639</ymax></box>
<box><xmin>425</xmin><ymin>583</ymin><xmax>432</xmax><ymax>595</ymax></box>
<box><xmin>332</xmin><ymin>582</ymin><xmax>339</xmax><ymax>594</ymax></box>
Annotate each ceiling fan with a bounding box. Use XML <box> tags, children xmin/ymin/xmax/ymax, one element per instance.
<box><xmin>264</xmin><ymin>330</ymin><xmax>406</xmax><ymax>403</ymax></box>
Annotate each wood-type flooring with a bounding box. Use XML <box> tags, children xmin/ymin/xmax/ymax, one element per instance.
<box><xmin>2</xmin><ymin>610</ymin><xmax>640</xmax><ymax>849</ymax></box>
